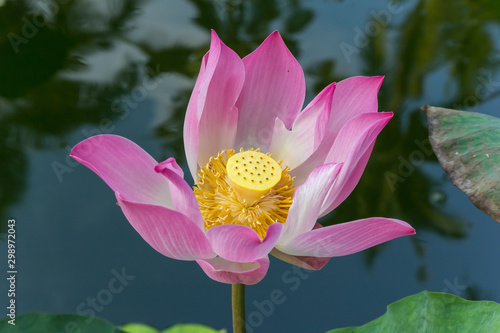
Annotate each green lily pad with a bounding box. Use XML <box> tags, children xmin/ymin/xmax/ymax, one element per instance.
<box><xmin>0</xmin><ymin>312</ymin><xmax>125</xmax><ymax>333</ymax></box>
<box><xmin>162</xmin><ymin>324</ymin><xmax>225</xmax><ymax>333</ymax></box>
<box><xmin>121</xmin><ymin>323</ymin><xmax>223</xmax><ymax>333</ymax></box>
<box><xmin>424</xmin><ymin>105</ymin><xmax>500</xmax><ymax>221</ymax></box>
<box><xmin>327</xmin><ymin>291</ymin><xmax>500</xmax><ymax>332</ymax></box>
<box><xmin>0</xmin><ymin>314</ymin><xmax>223</xmax><ymax>333</ymax></box>
<box><xmin>121</xmin><ymin>323</ymin><xmax>160</xmax><ymax>333</ymax></box>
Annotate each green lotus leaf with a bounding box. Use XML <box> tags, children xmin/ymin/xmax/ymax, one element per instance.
<box><xmin>0</xmin><ymin>312</ymin><xmax>125</xmax><ymax>333</ymax></box>
<box><xmin>424</xmin><ymin>105</ymin><xmax>500</xmax><ymax>221</ymax></box>
<box><xmin>327</xmin><ymin>291</ymin><xmax>500</xmax><ymax>332</ymax></box>
<box><xmin>121</xmin><ymin>323</ymin><xmax>159</xmax><ymax>333</ymax></box>
<box><xmin>121</xmin><ymin>323</ymin><xmax>223</xmax><ymax>333</ymax></box>
<box><xmin>161</xmin><ymin>324</ymin><xmax>224</xmax><ymax>333</ymax></box>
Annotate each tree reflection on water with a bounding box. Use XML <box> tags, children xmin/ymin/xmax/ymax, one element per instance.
<box><xmin>1</xmin><ymin>0</ymin><xmax>499</xmax><ymax>283</ymax></box>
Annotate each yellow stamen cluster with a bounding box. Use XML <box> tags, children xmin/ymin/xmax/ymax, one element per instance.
<box><xmin>194</xmin><ymin>148</ymin><xmax>295</xmax><ymax>239</ymax></box>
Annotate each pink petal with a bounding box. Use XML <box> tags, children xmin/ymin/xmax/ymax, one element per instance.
<box><xmin>278</xmin><ymin>217</ymin><xmax>415</xmax><ymax>258</ymax></box>
<box><xmin>268</xmin><ymin>83</ymin><xmax>335</xmax><ymax>169</ymax></box>
<box><xmin>270</xmin><ymin>248</ymin><xmax>329</xmax><ymax>270</ymax></box>
<box><xmin>70</xmin><ymin>135</ymin><xmax>171</xmax><ymax>208</ymax></box>
<box><xmin>184</xmin><ymin>30</ymin><xmax>245</xmax><ymax>179</ymax></box>
<box><xmin>116</xmin><ymin>194</ymin><xmax>215</xmax><ymax>261</ymax></box>
<box><xmin>277</xmin><ymin>163</ymin><xmax>342</xmax><ymax>247</ymax></box>
<box><xmin>206</xmin><ymin>223</ymin><xmax>283</xmax><ymax>263</ymax></box>
<box><xmin>155</xmin><ymin>158</ymin><xmax>204</xmax><ymax>230</ymax></box>
<box><xmin>184</xmin><ymin>53</ymin><xmax>208</xmax><ymax>179</ymax></box>
<box><xmin>329</xmin><ymin>76</ymin><xmax>384</xmax><ymax>138</ymax></box>
<box><xmin>291</xmin><ymin>76</ymin><xmax>384</xmax><ymax>184</ymax></box>
<box><xmin>235</xmin><ymin>31</ymin><xmax>305</xmax><ymax>151</ymax></box>
<box><xmin>196</xmin><ymin>256</ymin><xmax>269</xmax><ymax>285</ymax></box>
<box><xmin>320</xmin><ymin>112</ymin><xmax>393</xmax><ymax>216</ymax></box>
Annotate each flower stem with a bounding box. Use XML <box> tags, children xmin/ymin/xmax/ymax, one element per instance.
<box><xmin>232</xmin><ymin>283</ymin><xmax>246</xmax><ymax>333</ymax></box>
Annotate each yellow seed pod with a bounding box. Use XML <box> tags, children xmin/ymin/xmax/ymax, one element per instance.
<box><xmin>226</xmin><ymin>150</ymin><xmax>282</xmax><ymax>204</ymax></box>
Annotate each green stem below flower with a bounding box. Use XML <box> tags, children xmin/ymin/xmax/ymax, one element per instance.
<box><xmin>232</xmin><ymin>283</ymin><xmax>246</xmax><ymax>333</ymax></box>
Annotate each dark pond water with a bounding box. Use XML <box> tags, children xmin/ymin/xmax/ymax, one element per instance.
<box><xmin>1</xmin><ymin>0</ymin><xmax>500</xmax><ymax>332</ymax></box>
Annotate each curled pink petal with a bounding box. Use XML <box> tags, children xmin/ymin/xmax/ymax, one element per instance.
<box><xmin>328</xmin><ymin>76</ymin><xmax>384</xmax><ymax>137</ymax></box>
<box><xmin>185</xmin><ymin>30</ymin><xmax>245</xmax><ymax>178</ymax></box>
<box><xmin>196</xmin><ymin>256</ymin><xmax>269</xmax><ymax>285</ymax></box>
<box><xmin>235</xmin><ymin>31</ymin><xmax>305</xmax><ymax>150</ymax></box>
<box><xmin>278</xmin><ymin>217</ymin><xmax>415</xmax><ymax>258</ymax></box>
<box><xmin>320</xmin><ymin>112</ymin><xmax>393</xmax><ymax>216</ymax></box>
<box><xmin>292</xmin><ymin>76</ymin><xmax>384</xmax><ymax>184</ymax></box>
<box><xmin>116</xmin><ymin>194</ymin><xmax>215</xmax><ymax>261</ymax></box>
<box><xmin>70</xmin><ymin>134</ymin><xmax>172</xmax><ymax>208</ymax></box>
<box><xmin>207</xmin><ymin>223</ymin><xmax>283</xmax><ymax>263</ymax></box>
<box><xmin>277</xmin><ymin>163</ymin><xmax>342</xmax><ymax>247</ymax></box>
<box><xmin>269</xmin><ymin>83</ymin><xmax>335</xmax><ymax>169</ymax></box>
<box><xmin>184</xmin><ymin>53</ymin><xmax>208</xmax><ymax>179</ymax></box>
<box><xmin>155</xmin><ymin>158</ymin><xmax>204</xmax><ymax>230</ymax></box>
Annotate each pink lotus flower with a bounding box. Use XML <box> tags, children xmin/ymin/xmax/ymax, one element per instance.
<box><xmin>71</xmin><ymin>31</ymin><xmax>414</xmax><ymax>285</ymax></box>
